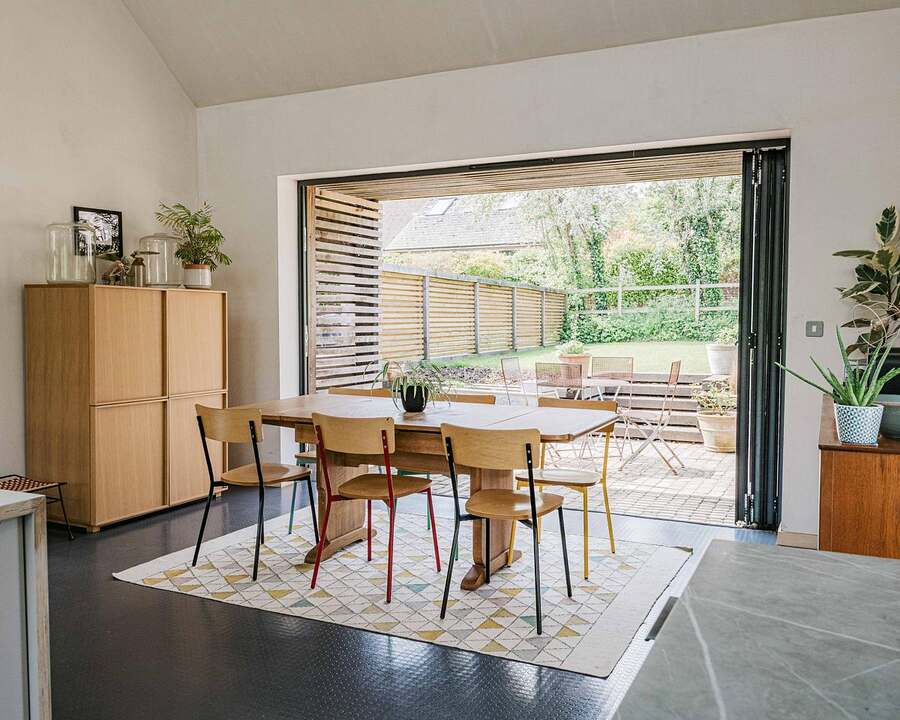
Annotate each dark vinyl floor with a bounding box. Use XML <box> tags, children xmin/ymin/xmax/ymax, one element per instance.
<box><xmin>47</xmin><ymin>483</ymin><xmax>773</xmax><ymax>720</ymax></box>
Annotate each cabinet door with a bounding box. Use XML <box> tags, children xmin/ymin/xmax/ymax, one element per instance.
<box><xmin>92</xmin><ymin>287</ymin><xmax>165</xmax><ymax>404</ymax></box>
<box><xmin>167</xmin><ymin>291</ymin><xmax>226</xmax><ymax>396</ymax></box>
<box><xmin>168</xmin><ymin>392</ymin><xmax>225</xmax><ymax>505</ymax></box>
<box><xmin>92</xmin><ymin>401</ymin><xmax>166</xmax><ymax>524</ymax></box>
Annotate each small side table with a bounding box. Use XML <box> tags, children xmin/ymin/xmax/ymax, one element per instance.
<box><xmin>0</xmin><ymin>475</ymin><xmax>74</xmax><ymax>540</ymax></box>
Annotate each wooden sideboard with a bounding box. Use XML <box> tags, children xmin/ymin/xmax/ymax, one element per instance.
<box><xmin>819</xmin><ymin>396</ymin><xmax>900</xmax><ymax>558</ymax></box>
<box><xmin>25</xmin><ymin>285</ymin><xmax>227</xmax><ymax>531</ymax></box>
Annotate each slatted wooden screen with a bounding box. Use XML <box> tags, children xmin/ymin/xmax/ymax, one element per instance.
<box><xmin>381</xmin><ymin>270</ymin><xmax>424</xmax><ymax>361</ymax></box>
<box><xmin>543</xmin><ymin>292</ymin><xmax>566</xmax><ymax>345</ymax></box>
<box><xmin>478</xmin><ymin>283</ymin><xmax>513</xmax><ymax>352</ymax></box>
<box><xmin>307</xmin><ymin>187</ymin><xmax>382</xmax><ymax>389</ymax></box>
<box><xmin>515</xmin><ymin>288</ymin><xmax>542</xmax><ymax>348</ymax></box>
<box><xmin>428</xmin><ymin>277</ymin><xmax>476</xmax><ymax>357</ymax></box>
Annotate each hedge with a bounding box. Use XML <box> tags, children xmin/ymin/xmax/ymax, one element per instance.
<box><xmin>573</xmin><ymin>300</ymin><xmax>737</xmax><ymax>344</ymax></box>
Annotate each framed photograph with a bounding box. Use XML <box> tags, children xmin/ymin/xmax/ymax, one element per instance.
<box><xmin>73</xmin><ymin>206</ymin><xmax>123</xmax><ymax>258</ymax></box>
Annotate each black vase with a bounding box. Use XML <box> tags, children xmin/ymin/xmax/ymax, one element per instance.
<box><xmin>401</xmin><ymin>386</ymin><xmax>429</xmax><ymax>412</ymax></box>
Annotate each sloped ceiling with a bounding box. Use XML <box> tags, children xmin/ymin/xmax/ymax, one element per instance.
<box><xmin>122</xmin><ymin>0</ymin><xmax>899</xmax><ymax>107</ymax></box>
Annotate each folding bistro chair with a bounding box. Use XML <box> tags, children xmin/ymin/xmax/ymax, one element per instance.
<box><xmin>619</xmin><ymin>361</ymin><xmax>685</xmax><ymax>475</ymax></box>
<box><xmin>193</xmin><ymin>405</ymin><xmax>314</xmax><ymax>581</ymax></box>
<box><xmin>535</xmin><ymin>361</ymin><xmax>584</xmax><ymax>399</ymax></box>
<box><xmin>507</xmin><ymin>397</ymin><xmax>617</xmax><ymax>578</ymax></box>
<box><xmin>309</xmin><ymin>413</ymin><xmax>441</xmax><ymax>603</ymax></box>
<box><xmin>587</xmin><ymin>356</ymin><xmax>635</xmax><ymax>459</ymax></box>
<box><xmin>439</xmin><ymin>424</ymin><xmax>572</xmax><ymax>635</ymax></box>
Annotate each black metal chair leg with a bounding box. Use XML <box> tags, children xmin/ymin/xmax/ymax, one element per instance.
<box><xmin>532</xmin><ymin>518</ymin><xmax>542</xmax><ymax>635</ymax></box>
<box><xmin>484</xmin><ymin>518</ymin><xmax>491</xmax><ymax>584</ymax></box>
<box><xmin>440</xmin><ymin>519</ymin><xmax>460</xmax><ymax>619</ymax></box>
<box><xmin>558</xmin><ymin>507</ymin><xmax>572</xmax><ymax>598</ymax></box>
<box><xmin>252</xmin><ymin>485</ymin><xmax>265</xmax><ymax>581</ymax></box>
<box><xmin>306</xmin><ymin>476</ymin><xmax>319</xmax><ymax>544</ymax></box>
<box><xmin>192</xmin><ymin>487</ymin><xmax>214</xmax><ymax>567</ymax></box>
<box><xmin>288</xmin><ymin>481</ymin><xmax>298</xmax><ymax>535</ymax></box>
<box><xmin>57</xmin><ymin>486</ymin><xmax>74</xmax><ymax>541</ymax></box>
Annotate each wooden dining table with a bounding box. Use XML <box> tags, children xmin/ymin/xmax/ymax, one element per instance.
<box><xmin>253</xmin><ymin>393</ymin><xmax>617</xmax><ymax>590</ymax></box>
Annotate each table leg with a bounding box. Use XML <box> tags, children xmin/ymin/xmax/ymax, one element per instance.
<box><xmin>303</xmin><ymin>461</ymin><xmax>370</xmax><ymax>563</ymax></box>
<box><xmin>460</xmin><ymin>467</ymin><xmax>522</xmax><ymax>590</ymax></box>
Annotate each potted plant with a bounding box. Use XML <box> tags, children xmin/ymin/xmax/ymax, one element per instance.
<box><xmin>156</xmin><ymin>202</ymin><xmax>231</xmax><ymax>289</ymax></box>
<box><xmin>706</xmin><ymin>325</ymin><xmax>738</xmax><ymax>376</ymax></box>
<box><xmin>834</xmin><ymin>205</ymin><xmax>899</xmax><ymax>356</ymax></box>
<box><xmin>777</xmin><ymin>328</ymin><xmax>900</xmax><ymax>445</ymax></box>
<box><xmin>380</xmin><ymin>362</ymin><xmax>450</xmax><ymax>413</ymax></box>
<box><xmin>692</xmin><ymin>380</ymin><xmax>737</xmax><ymax>452</ymax></box>
<box><xmin>557</xmin><ymin>339</ymin><xmax>591</xmax><ymax>377</ymax></box>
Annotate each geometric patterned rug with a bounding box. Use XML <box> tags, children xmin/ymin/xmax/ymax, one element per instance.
<box><xmin>114</xmin><ymin>507</ymin><xmax>690</xmax><ymax>678</ymax></box>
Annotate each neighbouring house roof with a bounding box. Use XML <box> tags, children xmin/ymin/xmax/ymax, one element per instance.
<box><xmin>383</xmin><ymin>196</ymin><xmax>541</xmax><ymax>253</ymax></box>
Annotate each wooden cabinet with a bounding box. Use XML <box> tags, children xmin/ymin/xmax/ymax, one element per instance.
<box><xmin>819</xmin><ymin>397</ymin><xmax>900</xmax><ymax>558</ymax></box>
<box><xmin>25</xmin><ymin>285</ymin><xmax>228</xmax><ymax>531</ymax></box>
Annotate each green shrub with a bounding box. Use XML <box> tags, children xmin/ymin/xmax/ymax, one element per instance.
<box><xmin>574</xmin><ymin>297</ymin><xmax>737</xmax><ymax>344</ymax></box>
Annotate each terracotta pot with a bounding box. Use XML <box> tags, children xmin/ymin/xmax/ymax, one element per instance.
<box><xmin>558</xmin><ymin>353</ymin><xmax>591</xmax><ymax>378</ymax></box>
<box><xmin>706</xmin><ymin>343</ymin><xmax>737</xmax><ymax>376</ymax></box>
<box><xmin>182</xmin><ymin>263</ymin><xmax>212</xmax><ymax>289</ymax></box>
<box><xmin>696</xmin><ymin>411</ymin><xmax>736</xmax><ymax>453</ymax></box>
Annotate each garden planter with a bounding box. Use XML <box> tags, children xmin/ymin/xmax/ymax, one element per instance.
<box><xmin>696</xmin><ymin>412</ymin><xmax>736</xmax><ymax>453</ymax></box>
<box><xmin>400</xmin><ymin>386</ymin><xmax>429</xmax><ymax>413</ymax></box>
<box><xmin>559</xmin><ymin>353</ymin><xmax>591</xmax><ymax>378</ymax></box>
<box><xmin>833</xmin><ymin>403</ymin><xmax>883</xmax><ymax>445</ymax></box>
<box><xmin>706</xmin><ymin>343</ymin><xmax>736</xmax><ymax>376</ymax></box>
<box><xmin>182</xmin><ymin>263</ymin><xmax>212</xmax><ymax>289</ymax></box>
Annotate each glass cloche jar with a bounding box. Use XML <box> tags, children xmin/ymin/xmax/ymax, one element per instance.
<box><xmin>46</xmin><ymin>221</ymin><xmax>97</xmax><ymax>284</ymax></box>
<box><xmin>138</xmin><ymin>233</ymin><xmax>183</xmax><ymax>287</ymax></box>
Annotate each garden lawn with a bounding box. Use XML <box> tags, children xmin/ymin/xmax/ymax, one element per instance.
<box><xmin>441</xmin><ymin>341</ymin><xmax>710</xmax><ymax>375</ymax></box>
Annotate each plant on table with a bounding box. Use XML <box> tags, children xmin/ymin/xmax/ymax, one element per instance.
<box><xmin>557</xmin><ymin>339</ymin><xmax>590</xmax><ymax>377</ymax></box>
<box><xmin>834</xmin><ymin>205</ymin><xmax>900</xmax><ymax>355</ymax></box>
<box><xmin>156</xmin><ymin>202</ymin><xmax>231</xmax><ymax>288</ymax></box>
<box><xmin>776</xmin><ymin>327</ymin><xmax>900</xmax><ymax>445</ymax></box>
<box><xmin>377</xmin><ymin>361</ymin><xmax>452</xmax><ymax>413</ymax></box>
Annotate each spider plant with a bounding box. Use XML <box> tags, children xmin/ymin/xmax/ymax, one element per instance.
<box><xmin>776</xmin><ymin>327</ymin><xmax>900</xmax><ymax>406</ymax></box>
<box><xmin>376</xmin><ymin>361</ymin><xmax>451</xmax><ymax>412</ymax></box>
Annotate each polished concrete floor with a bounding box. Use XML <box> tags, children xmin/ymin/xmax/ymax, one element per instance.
<box><xmin>47</xmin><ymin>483</ymin><xmax>773</xmax><ymax>719</ymax></box>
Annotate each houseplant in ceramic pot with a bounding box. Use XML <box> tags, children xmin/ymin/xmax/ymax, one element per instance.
<box><xmin>692</xmin><ymin>379</ymin><xmax>737</xmax><ymax>452</ymax></box>
<box><xmin>557</xmin><ymin>339</ymin><xmax>591</xmax><ymax>377</ymax></box>
<box><xmin>381</xmin><ymin>362</ymin><xmax>450</xmax><ymax>413</ymax></box>
<box><xmin>777</xmin><ymin>328</ymin><xmax>900</xmax><ymax>445</ymax></box>
<box><xmin>706</xmin><ymin>325</ymin><xmax>738</xmax><ymax>376</ymax></box>
<box><xmin>156</xmin><ymin>202</ymin><xmax>231</xmax><ymax>289</ymax></box>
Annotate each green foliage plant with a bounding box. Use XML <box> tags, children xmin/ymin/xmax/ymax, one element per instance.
<box><xmin>377</xmin><ymin>361</ymin><xmax>452</xmax><ymax>411</ymax></box>
<box><xmin>692</xmin><ymin>380</ymin><xmax>737</xmax><ymax>415</ymax></box>
<box><xmin>557</xmin><ymin>340</ymin><xmax>587</xmax><ymax>355</ymax></box>
<box><xmin>156</xmin><ymin>202</ymin><xmax>232</xmax><ymax>271</ymax></box>
<box><xmin>776</xmin><ymin>328</ymin><xmax>900</xmax><ymax>407</ymax></box>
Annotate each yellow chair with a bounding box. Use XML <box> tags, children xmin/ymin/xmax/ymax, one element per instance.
<box><xmin>508</xmin><ymin>397</ymin><xmax>617</xmax><ymax>579</ymax></box>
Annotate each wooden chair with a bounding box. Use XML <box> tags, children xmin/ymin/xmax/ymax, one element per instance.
<box><xmin>310</xmin><ymin>413</ymin><xmax>441</xmax><ymax>603</ymax></box>
<box><xmin>619</xmin><ymin>360</ymin><xmax>685</xmax><ymax>474</ymax></box>
<box><xmin>508</xmin><ymin>397</ymin><xmax>617</xmax><ymax>579</ymax></box>
<box><xmin>535</xmin><ymin>361</ymin><xmax>584</xmax><ymax>399</ymax></box>
<box><xmin>328</xmin><ymin>386</ymin><xmax>393</xmax><ymax>398</ymax></box>
<box><xmin>434</xmin><ymin>392</ymin><xmax>497</xmax><ymax>404</ymax></box>
<box><xmin>439</xmin><ymin>424</ymin><xmax>572</xmax><ymax>635</ymax></box>
<box><xmin>193</xmin><ymin>405</ymin><xmax>314</xmax><ymax>581</ymax></box>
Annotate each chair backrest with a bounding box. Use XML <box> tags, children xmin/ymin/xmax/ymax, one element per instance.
<box><xmin>500</xmin><ymin>356</ymin><xmax>522</xmax><ymax>383</ymax></box>
<box><xmin>591</xmin><ymin>356</ymin><xmax>634</xmax><ymax>380</ymax></box>
<box><xmin>537</xmin><ymin>396</ymin><xmax>617</xmax><ymax>434</ymax></box>
<box><xmin>196</xmin><ymin>405</ymin><xmax>263</xmax><ymax>444</ymax></box>
<box><xmin>311</xmin><ymin>413</ymin><xmax>396</xmax><ymax>455</ymax></box>
<box><xmin>440</xmin><ymin>423</ymin><xmax>540</xmax><ymax>471</ymax></box>
<box><xmin>329</xmin><ymin>386</ymin><xmax>393</xmax><ymax>398</ymax></box>
<box><xmin>535</xmin><ymin>361</ymin><xmax>582</xmax><ymax>387</ymax></box>
<box><xmin>434</xmin><ymin>392</ymin><xmax>497</xmax><ymax>405</ymax></box>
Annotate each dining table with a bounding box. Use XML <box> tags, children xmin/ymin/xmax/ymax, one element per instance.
<box><xmin>252</xmin><ymin>393</ymin><xmax>617</xmax><ymax>591</ymax></box>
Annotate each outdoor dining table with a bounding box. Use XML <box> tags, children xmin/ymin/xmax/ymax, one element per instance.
<box><xmin>252</xmin><ymin>393</ymin><xmax>618</xmax><ymax>590</ymax></box>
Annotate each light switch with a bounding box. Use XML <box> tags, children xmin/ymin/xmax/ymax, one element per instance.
<box><xmin>805</xmin><ymin>320</ymin><xmax>824</xmax><ymax>337</ymax></box>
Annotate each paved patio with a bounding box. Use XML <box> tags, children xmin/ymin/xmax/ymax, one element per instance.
<box><xmin>429</xmin><ymin>438</ymin><xmax>736</xmax><ymax>527</ymax></box>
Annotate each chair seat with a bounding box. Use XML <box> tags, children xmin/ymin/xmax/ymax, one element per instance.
<box><xmin>466</xmin><ymin>489</ymin><xmax>564</xmax><ymax>520</ymax></box>
<box><xmin>294</xmin><ymin>449</ymin><xmax>317</xmax><ymax>463</ymax></box>
<box><xmin>221</xmin><ymin>463</ymin><xmax>310</xmax><ymax>487</ymax></box>
<box><xmin>515</xmin><ymin>468</ymin><xmax>598</xmax><ymax>488</ymax></box>
<box><xmin>338</xmin><ymin>473</ymin><xmax>431</xmax><ymax>500</ymax></box>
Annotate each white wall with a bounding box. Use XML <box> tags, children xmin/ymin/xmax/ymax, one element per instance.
<box><xmin>198</xmin><ymin>9</ymin><xmax>900</xmax><ymax>536</ymax></box>
<box><xmin>0</xmin><ymin>1</ymin><xmax>197</xmax><ymax>471</ymax></box>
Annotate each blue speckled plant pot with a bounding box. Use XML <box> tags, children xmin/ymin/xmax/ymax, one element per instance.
<box><xmin>877</xmin><ymin>394</ymin><xmax>900</xmax><ymax>439</ymax></box>
<box><xmin>833</xmin><ymin>403</ymin><xmax>883</xmax><ymax>445</ymax></box>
